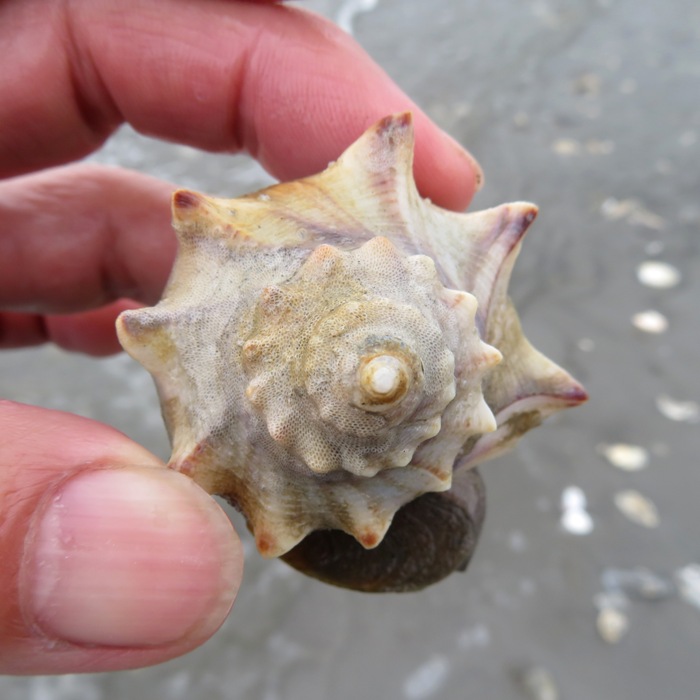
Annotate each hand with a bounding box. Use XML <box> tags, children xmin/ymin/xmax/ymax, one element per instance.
<box><xmin>0</xmin><ymin>0</ymin><xmax>482</xmax><ymax>674</ymax></box>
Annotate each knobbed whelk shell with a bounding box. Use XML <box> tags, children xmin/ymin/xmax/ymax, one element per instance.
<box><xmin>117</xmin><ymin>114</ymin><xmax>586</xmax><ymax>592</ymax></box>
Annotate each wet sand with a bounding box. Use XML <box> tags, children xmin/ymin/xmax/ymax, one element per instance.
<box><xmin>2</xmin><ymin>1</ymin><xmax>698</xmax><ymax>698</ymax></box>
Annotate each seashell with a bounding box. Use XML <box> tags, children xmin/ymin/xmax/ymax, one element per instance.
<box><xmin>117</xmin><ymin>114</ymin><xmax>586</xmax><ymax>591</ymax></box>
<box><xmin>517</xmin><ymin>666</ymin><xmax>560</xmax><ymax>700</ymax></box>
<box><xmin>614</xmin><ymin>489</ymin><xmax>660</xmax><ymax>528</ymax></box>
<box><xmin>596</xmin><ymin>606</ymin><xmax>629</xmax><ymax>644</ymax></box>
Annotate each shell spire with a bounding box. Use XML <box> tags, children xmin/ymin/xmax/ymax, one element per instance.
<box><xmin>117</xmin><ymin>113</ymin><xmax>586</xmax><ymax>590</ymax></box>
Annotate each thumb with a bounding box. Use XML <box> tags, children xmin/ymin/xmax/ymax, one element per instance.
<box><xmin>0</xmin><ymin>401</ymin><xmax>243</xmax><ymax>675</ymax></box>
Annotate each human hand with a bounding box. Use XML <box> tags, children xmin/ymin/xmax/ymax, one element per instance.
<box><xmin>0</xmin><ymin>0</ymin><xmax>483</xmax><ymax>674</ymax></box>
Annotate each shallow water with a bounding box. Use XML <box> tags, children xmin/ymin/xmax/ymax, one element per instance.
<box><xmin>2</xmin><ymin>0</ymin><xmax>699</xmax><ymax>698</ymax></box>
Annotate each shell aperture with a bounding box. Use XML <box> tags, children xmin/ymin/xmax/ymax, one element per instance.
<box><xmin>117</xmin><ymin>113</ymin><xmax>586</xmax><ymax>591</ymax></box>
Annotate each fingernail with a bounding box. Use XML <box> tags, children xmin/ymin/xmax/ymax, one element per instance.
<box><xmin>22</xmin><ymin>468</ymin><xmax>241</xmax><ymax>648</ymax></box>
<box><xmin>443</xmin><ymin>132</ymin><xmax>485</xmax><ymax>192</ymax></box>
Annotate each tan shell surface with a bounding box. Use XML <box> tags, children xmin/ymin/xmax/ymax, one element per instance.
<box><xmin>117</xmin><ymin>113</ymin><xmax>586</xmax><ymax>558</ymax></box>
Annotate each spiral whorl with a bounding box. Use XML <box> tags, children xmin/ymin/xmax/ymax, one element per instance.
<box><xmin>241</xmin><ymin>237</ymin><xmax>469</xmax><ymax>477</ymax></box>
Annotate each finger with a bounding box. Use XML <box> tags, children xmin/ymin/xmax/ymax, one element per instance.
<box><xmin>0</xmin><ymin>401</ymin><xmax>243</xmax><ymax>675</ymax></box>
<box><xmin>44</xmin><ymin>299</ymin><xmax>141</xmax><ymax>355</ymax></box>
<box><xmin>1</xmin><ymin>0</ymin><xmax>481</xmax><ymax>211</ymax></box>
<box><xmin>0</xmin><ymin>165</ymin><xmax>175</xmax><ymax>313</ymax></box>
<box><xmin>0</xmin><ymin>301</ymin><xmax>140</xmax><ymax>355</ymax></box>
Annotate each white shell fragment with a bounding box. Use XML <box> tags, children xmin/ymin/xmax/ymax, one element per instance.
<box><xmin>655</xmin><ymin>394</ymin><xmax>700</xmax><ymax>423</ymax></box>
<box><xmin>336</xmin><ymin>0</ymin><xmax>379</xmax><ymax>36</ymax></box>
<box><xmin>601</xmin><ymin>198</ymin><xmax>666</xmax><ymax>230</ymax></box>
<box><xmin>596</xmin><ymin>606</ymin><xmax>629</xmax><ymax>644</ymax></box>
<box><xmin>614</xmin><ymin>490</ymin><xmax>660</xmax><ymax>528</ymax></box>
<box><xmin>518</xmin><ymin>666</ymin><xmax>560</xmax><ymax>700</ymax></box>
<box><xmin>675</xmin><ymin>564</ymin><xmax>700</xmax><ymax>611</ymax></box>
<box><xmin>116</xmin><ymin>114</ymin><xmax>586</xmax><ymax>578</ymax></box>
<box><xmin>631</xmin><ymin>310</ymin><xmax>669</xmax><ymax>334</ymax></box>
<box><xmin>560</xmin><ymin>486</ymin><xmax>594</xmax><ymax>535</ymax></box>
<box><xmin>636</xmin><ymin>261</ymin><xmax>681</xmax><ymax>289</ymax></box>
<box><xmin>403</xmin><ymin>655</ymin><xmax>450</xmax><ymax>700</ymax></box>
<box><xmin>593</xmin><ymin>591</ymin><xmax>629</xmax><ymax>644</ymax></box>
<box><xmin>551</xmin><ymin>138</ymin><xmax>581</xmax><ymax>156</ymax></box>
<box><xmin>598</xmin><ymin>443</ymin><xmax>649</xmax><ymax>471</ymax></box>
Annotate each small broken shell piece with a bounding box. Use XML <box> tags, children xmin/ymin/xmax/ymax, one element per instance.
<box><xmin>598</xmin><ymin>443</ymin><xmax>649</xmax><ymax>471</ymax></box>
<box><xmin>560</xmin><ymin>486</ymin><xmax>594</xmax><ymax>535</ymax></box>
<box><xmin>517</xmin><ymin>666</ymin><xmax>560</xmax><ymax>700</ymax></box>
<box><xmin>594</xmin><ymin>591</ymin><xmax>629</xmax><ymax>644</ymax></box>
<box><xmin>631</xmin><ymin>310</ymin><xmax>668</xmax><ymax>334</ymax></box>
<box><xmin>614</xmin><ymin>490</ymin><xmax>660</xmax><ymax>528</ymax></box>
<box><xmin>655</xmin><ymin>394</ymin><xmax>700</xmax><ymax>423</ymax></box>
<box><xmin>596</xmin><ymin>606</ymin><xmax>629</xmax><ymax>644</ymax></box>
<box><xmin>676</xmin><ymin>564</ymin><xmax>700</xmax><ymax>611</ymax></box>
<box><xmin>117</xmin><ymin>113</ymin><xmax>586</xmax><ymax>591</ymax></box>
<box><xmin>636</xmin><ymin>260</ymin><xmax>681</xmax><ymax>289</ymax></box>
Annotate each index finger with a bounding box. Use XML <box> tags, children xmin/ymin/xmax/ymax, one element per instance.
<box><xmin>1</xmin><ymin>0</ymin><xmax>481</xmax><ymax>211</ymax></box>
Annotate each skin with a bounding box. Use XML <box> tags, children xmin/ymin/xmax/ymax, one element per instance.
<box><xmin>0</xmin><ymin>0</ymin><xmax>482</xmax><ymax>675</ymax></box>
